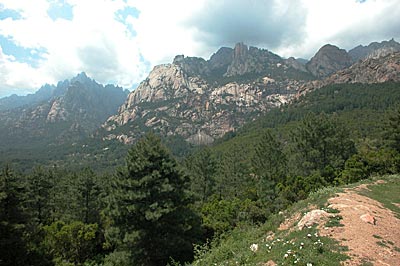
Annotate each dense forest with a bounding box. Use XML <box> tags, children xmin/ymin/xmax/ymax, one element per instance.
<box><xmin>1</xmin><ymin>82</ymin><xmax>400</xmax><ymax>265</ymax></box>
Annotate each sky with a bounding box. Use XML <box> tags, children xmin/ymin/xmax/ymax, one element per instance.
<box><xmin>0</xmin><ymin>0</ymin><xmax>399</xmax><ymax>98</ymax></box>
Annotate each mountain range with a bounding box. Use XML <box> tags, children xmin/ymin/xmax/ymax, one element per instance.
<box><xmin>0</xmin><ymin>39</ymin><xmax>400</xmax><ymax>168</ymax></box>
<box><xmin>0</xmin><ymin>73</ymin><xmax>128</xmax><ymax>148</ymax></box>
<box><xmin>101</xmin><ymin>39</ymin><xmax>400</xmax><ymax>145</ymax></box>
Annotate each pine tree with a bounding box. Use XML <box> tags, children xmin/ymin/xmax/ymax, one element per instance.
<box><xmin>385</xmin><ymin>105</ymin><xmax>400</xmax><ymax>153</ymax></box>
<box><xmin>185</xmin><ymin>147</ymin><xmax>217</xmax><ymax>204</ymax></box>
<box><xmin>251</xmin><ymin>130</ymin><xmax>287</xmax><ymax>205</ymax></box>
<box><xmin>107</xmin><ymin>133</ymin><xmax>201</xmax><ymax>266</ymax></box>
<box><xmin>76</xmin><ymin>168</ymin><xmax>101</xmax><ymax>224</ymax></box>
<box><xmin>0</xmin><ymin>166</ymin><xmax>29</xmax><ymax>265</ymax></box>
<box><xmin>290</xmin><ymin>113</ymin><xmax>356</xmax><ymax>183</ymax></box>
<box><xmin>26</xmin><ymin>166</ymin><xmax>54</xmax><ymax>225</ymax></box>
<box><xmin>217</xmin><ymin>143</ymin><xmax>253</xmax><ymax>200</ymax></box>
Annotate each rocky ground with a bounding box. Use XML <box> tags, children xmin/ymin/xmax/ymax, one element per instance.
<box><xmin>280</xmin><ymin>179</ymin><xmax>400</xmax><ymax>265</ymax></box>
<box><xmin>322</xmin><ymin>183</ymin><xmax>400</xmax><ymax>265</ymax></box>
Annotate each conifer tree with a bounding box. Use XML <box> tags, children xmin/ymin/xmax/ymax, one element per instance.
<box><xmin>385</xmin><ymin>105</ymin><xmax>400</xmax><ymax>153</ymax></box>
<box><xmin>290</xmin><ymin>113</ymin><xmax>356</xmax><ymax>183</ymax></box>
<box><xmin>107</xmin><ymin>133</ymin><xmax>201</xmax><ymax>266</ymax></box>
<box><xmin>76</xmin><ymin>168</ymin><xmax>101</xmax><ymax>224</ymax></box>
<box><xmin>251</xmin><ymin>130</ymin><xmax>287</xmax><ymax>205</ymax></box>
<box><xmin>26</xmin><ymin>166</ymin><xmax>54</xmax><ymax>225</ymax></box>
<box><xmin>0</xmin><ymin>166</ymin><xmax>29</xmax><ymax>265</ymax></box>
<box><xmin>185</xmin><ymin>147</ymin><xmax>217</xmax><ymax>204</ymax></box>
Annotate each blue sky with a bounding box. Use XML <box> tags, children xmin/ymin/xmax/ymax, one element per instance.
<box><xmin>0</xmin><ymin>0</ymin><xmax>399</xmax><ymax>98</ymax></box>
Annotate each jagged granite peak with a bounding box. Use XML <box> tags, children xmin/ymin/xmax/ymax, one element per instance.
<box><xmin>165</xmin><ymin>43</ymin><xmax>310</xmax><ymax>83</ymax></box>
<box><xmin>284</xmin><ymin>57</ymin><xmax>308</xmax><ymax>73</ymax></box>
<box><xmin>349</xmin><ymin>39</ymin><xmax>400</xmax><ymax>61</ymax></box>
<box><xmin>173</xmin><ymin>55</ymin><xmax>210</xmax><ymax>77</ymax></box>
<box><xmin>102</xmin><ymin>40</ymin><xmax>400</xmax><ymax>146</ymax></box>
<box><xmin>0</xmin><ymin>84</ymin><xmax>54</xmax><ymax>111</ymax></box>
<box><xmin>208</xmin><ymin>47</ymin><xmax>234</xmax><ymax>72</ymax></box>
<box><xmin>225</xmin><ymin>42</ymin><xmax>282</xmax><ymax>77</ymax></box>
<box><xmin>0</xmin><ymin>73</ymin><xmax>128</xmax><ymax>146</ymax></box>
<box><xmin>300</xmin><ymin>52</ymin><xmax>400</xmax><ymax>94</ymax></box>
<box><xmin>103</xmin><ymin>51</ymin><xmax>306</xmax><ymax>145</ymax></box>
<box><xmin>233</xmin><ymin>42</ymin><xmax>249</xmax><ymax>60</ymax></box>
<box><xmin>306</xmin><ymin>44</ymin><xmax>353</xmax><ymax>78</ymax></box>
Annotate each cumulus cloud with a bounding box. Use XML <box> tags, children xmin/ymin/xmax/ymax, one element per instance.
<box><xmin>0</xmin><ymin>0</ymin><xmax>399</xmax><ymax>97</ymax></box>
<box><xmin>186</xmin><ymin>0</ymin><xmax>307</xmax><ymax>51</ymax></box>
<box><xmin>279</xmin><ymin>0</ymin><xmax>400</xmax><ymax>58</ymax></box>
<box><xmin>0</xmin><ymin>0</ymin><xmax>149</xmax><ymax>96</ymax></box>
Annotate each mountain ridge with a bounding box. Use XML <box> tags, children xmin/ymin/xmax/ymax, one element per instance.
<box><xmin>0</xmin><ymin>73</ymin><xmax>128</xmax><ymax>149</ymax></box>
<box><xmin>101</xmin><ymin>39</ymin><xmax>400</xmax><ymax>145</ymax></box>
<box><xmin>1</xmin><ymin>39</ymin><xmax>399</xmax><ymax>150</ymax></box>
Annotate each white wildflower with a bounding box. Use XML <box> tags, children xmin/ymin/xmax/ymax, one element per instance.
<box><xmin>250</xmin><ymin>243</ymin><xmax>258</xmax><ymax>253</ymax></box>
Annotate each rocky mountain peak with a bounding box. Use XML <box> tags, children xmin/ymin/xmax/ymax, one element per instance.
<box><xmin>300</xmin><ymin>52</ymin><xmax>400</xmax><ymax>94</ymax></box>
<box><xmin>224</xmin><ymin>42</ymin><xmax>282</xmax><ymax>77</ymax></box>
<box><xmin>306</xmin><ymin>44</ymin><xmax>353</xmax><ymax>78</ymax></box>
<box><xmin>71</xmin><ymin>71</ymin><xmax>92</xmax><ymax>85</ymax></box>
<box><xmin>348</xmin><ymin>38</ymin><xmax>400</xmax><ymax>61</ymax></box>
<box><xmin>208</xmin><ymin>47</ymin><xmax>233</xmax><ymax>72</ymax></box>
<box><xmin>233</xmin><ymin>42</ymin><xmax>249</xmax><ymax>60</ymax></box>
<box><xmin>172</xmin><ymin>55</ymin><xmax>210</xmax><ymax>77</ymax></box>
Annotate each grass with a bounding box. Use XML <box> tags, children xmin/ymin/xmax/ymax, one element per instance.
<box><xmin>191</xmin><ymin>186</ymin><xmax>349</xmax><ymax>266</ymax></box>
<box><xmin>192</xmin><ymin>224</ymin><xmax>349</xmax><ymax>266</ymax></box>
<box><xmin>325</xmin><ymin>215</ymin><xmax>344</xmax><ymax>227</ymax></box>
<box><xmin>372</xmin><ymin>234</ymin><xmax>383</xmax><ymax>239</ymax></box>
<box><xmin>360</xmin><ymin>259</ymin><xmax>374</xmax><ymax>266</ymax></box>
<box><xmin>357</xmin><ymin>175</ymin><xmax>400</xmax><ymax>219</ymax></box>
<box><xmin>189</xmin><ymin>176</ymin><xmax>400</xmax><ymax>266</ymax></box>
<box><xmin>376</xmin><ymin>240</ymin><xmax>390</xmax><ymax>248</ymax></box>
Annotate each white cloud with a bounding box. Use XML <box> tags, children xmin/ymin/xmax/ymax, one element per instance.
<box><xmin>276</xmin><ymin>0</ymin><xmax>400</xmax><ymax>58</ymax></box>
<box><xmin>0</xmin><ymin>46</ymin><xmax>49</xmax><ymax>97</ymax></box>
<box><xmin>0</xmin><ymin>0</ymin><xmax>399</xmax><ymax>97</ymax></box>
<box><xmin>0</xmin><ymin>0</ymin><xmax>149</xmax><ymax>96</ymax></box>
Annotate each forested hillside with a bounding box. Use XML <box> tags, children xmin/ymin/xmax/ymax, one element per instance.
<box><xmin>1</xmin><ymin>81</ymin><xmax>399</xmax><ymax>265</ymax></box>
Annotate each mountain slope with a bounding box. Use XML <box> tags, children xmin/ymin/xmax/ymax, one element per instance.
<box><xmin>102</xmin><ymin>44</ymin><xmax>400</xmax><ymax>146</ymax></box>
<box><xmin>300</xmin><ymin>52</ymin><xmax>400</xmax><ymax>94</ymax></box>
<box><xmin>349</xmin><ymin>38</ymin><xmax>400</xmax><ymax>61</ymax></box>
<box><xmin>0</xmin><ymin>82</ymin><xmax>69</xmax><ymax>111</ymax></box>
<box><xmin>101</xmin><ymin>59</ymin><xmax>307</xmax><ymax>145</ymax></box>
<box><xmin>191</xmin><ymin>175</ymin><xmax>400</xmax><ymax>266</ymax></box>
<box><xmin>0</xmin><ymin>73</ymin><xmax>128</xmax><ymax>149</ymax></box>
<box><xmin>306</xmin><ymin>44</ymin><xmax>353</xmax><ymax>78</ymax></box>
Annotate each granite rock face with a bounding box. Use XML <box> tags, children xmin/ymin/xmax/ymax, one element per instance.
<box><xmin>103</xmin><ymin>42</ymin><xmax>400</xmax><ymax>145</ymax></box>
<box><xmin>306</xmin><ymin>44</ymin><xmax>353</xmax><ymax>78</ymax></box>
<box><xmin>349</xmin><ymin>39</ymin><xmax>400</xmax><ymax>61</ymax></box>
<box><xmin>0</xmin><ymin>73</ymin><xmax>128</xmax><ymax>144</ymax></box>
<box><xmin>300</xmin><ymin>52</ymin><xmax>400</xmax><ymax>94</ymax></box>
<box><xmin>103</xmin><ymin>60</ymin><xmax>305</xmax><ymax>145</ymax></box>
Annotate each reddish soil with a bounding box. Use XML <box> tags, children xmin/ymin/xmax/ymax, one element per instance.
<box><xmin>320</xmin><ymin>186</ymin><xmax>400</xmax><ymax>265</ymax></box>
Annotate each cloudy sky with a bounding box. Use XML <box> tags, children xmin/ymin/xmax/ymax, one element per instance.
<box><xmin>0</xmin><ymin>0</ymin><xmax>399</xmax><ymax>97</ymax></box>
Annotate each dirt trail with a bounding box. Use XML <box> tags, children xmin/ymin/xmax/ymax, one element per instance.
<box><xmin>320</xmin><ymin>185</ymin><xmax>400</xmax><ymax>265</ymax></box>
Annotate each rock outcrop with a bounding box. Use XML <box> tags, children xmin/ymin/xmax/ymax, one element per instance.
<box><xmin>225</xmin><ymin>43</ymin><xmax>282</xmax><ymax>77</ymax></box>
<box><xmin>349</xmin><ymin>39</ymin><xmax>400</xmax><ymax>61</ymax></box>
<box><xmin>306</xmin><ymin>44</ymin><xmax>353</xmax><ymax>78</ymax></box>
<box><xmin>0</xmin><ymin>73</ymin><xmax>128</xmax><ymax>145</ymax></box>
<box><xmin>103</xmin><ymin>42</ymin><xmax>400</xmax><ymax>145</ymax></box>
<box><xmin>103</xmin><ymin>57</ymin><xmax>306</xmax><ymax>144</ymax></box>
<box><xmin>300</xmin><ymin>52</ymin><xmax>400</xmax><ymax>94</ymax></box>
